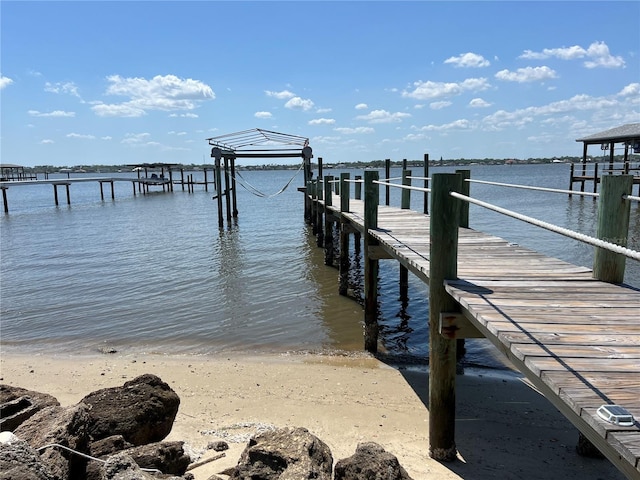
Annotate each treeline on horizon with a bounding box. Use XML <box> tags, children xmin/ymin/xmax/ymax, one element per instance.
<box><xmin>24</xmin><ymin>154</ymin><xmax>636</xmax><ymax>174</ymax></box>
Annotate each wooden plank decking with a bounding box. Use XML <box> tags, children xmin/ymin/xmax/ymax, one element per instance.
<box><xmin>322</xmin><ymin>194</ymin><xmax>640</xmax><ymax>479</ymax></box>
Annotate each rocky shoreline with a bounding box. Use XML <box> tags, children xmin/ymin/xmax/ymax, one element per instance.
<box><xmin>1</xmin><ymin>373</ymin><xmax>413</xmax><ymax>479</ymax></box>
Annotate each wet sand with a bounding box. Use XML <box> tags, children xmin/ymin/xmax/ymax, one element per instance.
<box><xmin>0</xmin><ymin>352</ymin><xmax>625</xmax><ymax>479</ymax></box>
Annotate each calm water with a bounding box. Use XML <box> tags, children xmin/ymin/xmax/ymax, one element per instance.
<box><xmin>1</xmin><ymin>163</ymin><xmax>638</xmax><ymax>369</ymax></box>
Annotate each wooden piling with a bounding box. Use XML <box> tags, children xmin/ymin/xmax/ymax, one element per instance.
<box><xmin>223</xmin><ymin>157</ymin><xmax>232</xmax><ymax>222</ymax></box>
<box><xmin>311</xmin><ymin>180</ymin><xmax>318</xmax><ymax>236</ymax></box>
<box><xmin>230</xmin><ymin>159</ymin><xmax>238</xmax><ymax>217</ymax></box>
<box><xmin>2</xmin><ymin>187</ymin><xmax>8</xmax><ymax>213</ymax></box>
<box><xmin>355</xmin><ymin>175</ymin><xmax>362</xmax><ymax>200</ymax></box>
<box><xmin>428</xmin><ymin>172</ymin><xmax>462</xmax><ymax>462</ymax></box>
<box><xmin>363</xmin><ymin>170</ymin><xmax>380</xmax><ymax>352</ymax></box>
<box><xmin>339</xmin><ymin>173</ymin><xmax>350</xmax><ymax>296</ymax></box>
<box><xmin>424</xmin><ymin>153</ymin><xmax>430</xmax><ymax>214</ymax></box>
<box><xmin>323</xmin><ymin>176</ymin><xmax>335</xmax><ymax>266</ymax></box>
<box><xmin>384</xmin><ymin>159</ymin><xmax>391</xmax><ymax>206</ymax></box>
<box><xmin>214</xmin><ymin>157</ymin><xmax>224</xmax><ymax>228</ymax></box>
<box><xmin>316</xmin><ymin>177</ymin><xmax>324</xmax><ymax>247</ymax></box>
<box><xmin>400</xmin><ymin>169</ymin><xmax>411</xmax><ymax>301</ymax></box>
<box><xmin>593</xmin><ymin>174</ymin><xmax>633</xmax><ymax>283</ymax></box>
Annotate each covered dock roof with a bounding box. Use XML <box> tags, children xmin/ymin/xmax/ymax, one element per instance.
<box><xmin>575</xmin><ymin>123</ymin><xmax>640</xmax><ymax>164</ymax></box>
<box><xmin>576</xmin><ymin>123</ymin><xmax>640</xmax><ymax>146</ymax></box>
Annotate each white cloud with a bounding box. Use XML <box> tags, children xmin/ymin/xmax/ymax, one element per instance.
<box><xmin>316</xmin><ymin>107</ymin><xmax>332</xmax><ymax>113</ymax></box>
<box><xmin>618</xmin><ymin>83</ymin><xmax>640</xmax><ymax>97</ymax></box>
<box><xmin>121</xmin><ymin>133</ymin><xmax>151</xmax><ymax>144</ymax></box>
<box><xmin>93</xmin><ymin>74</ymin><xmax>214</xmax><ymax>117</ymax></box>
<box><xmin>444</xmin><ymin>52</ymin><xmax>490</xmax><ymax>68</ymax></box>
<box><xmin>495</xmin><ymin>66</ymin><xmax>557</xmax><ymax>82</ymax></box>
<box><xmin>40</xmin><ymin>139</ymin><xmax>54</xmax><ymax>144</ymax></box>
<box><xmin>66</xmin><ymin>133</ymin><xmax>96</xmax><ymax>139</ymax></box>
<box><xmin>93</xmin><ymin>103</ymin><xmax>146</xmax><ymax>118</ymax></box>
<box><xmin>309</xmin><ymin>118</ymin><xmax>335</xmax><ymax>125</ymax></box>
<box><xmin>45</xmin><ymin>81</ymin><xmax>81</xmax><ymax>98</ymax></box>
<box><xmin>0</xmin><ymin>75</ymin><xmax>14</xmax><ymax>90</ymax></box>
<box><xmin>169</xmin><ymin>112</ymin><xmax>199</xmax><ymax>118</ymax></box>
<box><xmin>584</xmin><ymin>41</ymin><xmax>625</xmax><ymax>68</ymax></box>
<box><xmin>519</xmin><ymin>41</ymin><xmax>625</xmax><ymax>69</ymax></box>
<box><xmin>28</xmin><ymin>110</ymin><xmax>75</xmax><ymax>117</ymax></box>
<box><xmin>265</xmin><ymin>89</ymin><xmax>296</xmax><ymax>99</ymax></box>
<box><xmin>255</xmin><ymin>111</ymin><xmax>273</xmax><ymax>118</ymax></box>
<box><xmin>417</xmin><ymin>119</ymin><xmax>472</xmax><ymax>132</ymax></box>
<box><xmin>355</xmin><ymin>103</ymin><xmax>368</xmax><ymax>110</ymax></box>
<box><xmin>402</xmin><ymin>78</ymin><xmax>490</xmax><ymax>100</ymax></box>
<box><xmin>520</xmin><ymin>45</ymin><xmax>586</xmax><ymax>61</ymax></box>
<box><xmin>356</xmin><ymin>109</ymin><xmax>411</xmax><ymax>124</ymax></box>
<box><xmin>469</xmin><ymin>98</ymin><xmax>491</xmax><ymax>108</ymax></box>
<box><xmin>284</xmin><ymin>96</ymin><xmax>314</xmax><ymax>111</ymax></box>
<box><xmin>430</xmin><ymin>101</ymin><xmax>452</xmax><ymax>110</ymax></box>
<box><xmin>334</xmin><ymin>126</ymin><xmax>374</xmax><ymax>134</ymax></box>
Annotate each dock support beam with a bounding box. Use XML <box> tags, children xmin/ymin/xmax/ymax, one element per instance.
<box><xmin>363</xmin><ymin>170</ymin><xmax>379</xmax><ymax>353</ymax></box>
<box><xmin>429</xmin><ymin>172</ymin><xmax>462</xmax><ymax>462</ymax></box>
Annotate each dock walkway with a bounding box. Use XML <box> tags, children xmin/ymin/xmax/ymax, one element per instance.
<box><xmin>319</xmin><ymin>191</ymin><xmax>640</xmax><ymax>479</ymax></box>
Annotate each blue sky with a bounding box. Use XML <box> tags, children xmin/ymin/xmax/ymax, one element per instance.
<box><xmin>1</xmin><ymin>1</ymin><xmax>639</xmax><ymax>167</ymax></box>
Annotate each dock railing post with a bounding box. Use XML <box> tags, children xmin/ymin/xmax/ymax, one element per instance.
<box><xmin>316</xmin><ymin>176</ymin><xmax>324</xmax><ymax>247</ymax></box>
<box><xmin>399</xmin><ymin>169</ymin><xmax>411</xmax><ymax>300</ymax></box>
<box><xmin>384</xmin><ymin>159</ymin><xmax>391</xmax><ymax>206</ymax></box>
<box><xmin>363</xmin><ymin>170</ymin><xmax>380</xmax><ymax>352</ymax></box>
<box><xmin>455</xmin><ymin>170</ymin><xmax>470</xmax><ymax>229</ymax></box>
<box><xmin>311</xmin><ymin>179</ymin><xmax>318</xmax><ymax>235</ymax></box>
<box><xmin>323</xmin><ymin>176</ymin><xmax>334</xmax><ymax>266</ymax></box>
<box><xmin>424</xmin><ymin>153</ymin><xmax>430</xmax><ymax>214</ymax></box>
<box><xmin>593</xmin><ymin>174</ymin><xmax>633</xmax><ymax>283</ymax></box>
<box><xmin>429</xmin><ymin>172</ymin><xmax>462</xmax><ymax>462</ymax></box>
<box><xmin>339</xmin><ymin>173</ymin><xmax>351</xmax><ymax>296</ymax></box>
<box><xmin>401</xmin><ymin>169</ymin><xmax>411</xmax><ymax>210</ymax></box>
<box><xmin>355</xmin><ymin>175</ymin><xmax>362</xmax><ymax>200</ymax></box>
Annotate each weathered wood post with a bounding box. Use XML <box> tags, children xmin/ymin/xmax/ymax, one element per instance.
<box><xmin>401</xmin><ymin>169</ymin><xmax>411</xmax><ymax>209</ymax></box>
<box><xmin>230</xmin><ymin>158</ymin><xmax>238</xmax><ymax>217</ymax></box>
<box><xmin>399</xmin><ymin>169</ymin><xmax>412</xmax><ymax>301</ymax></box>
<box><xmin>424</xmin><ymin>153</ymin><xmax>430</xmax><ymax>214</ymax></box>
<box><xmin>316</xmin><ymin>177</ymin><xmax>324</xmax><ymax>247</ymax></box>
<box><xmin>2</xmin><ymin>187</ymin><xmax>9</xmax><ymax>213</ymax></box>
<box><xmin>310</xmin><ymin>179</ymin><xmax>319</xmax><ymax>236</ymax></box>
<box><xmin>384</xmin><ymin>159</ymin><xmax>391</xmax><ymax>206</ymax></box>
<box><xmin>456</xmin><ymin>170</ymin><xmax>470</xmax><ymax>228</ymax></box>
<box><xmin>454</xmin><ymin>169</ymin><xmax>470</xmax><ymax>361</ymax></box>
<box><xmin>593</xmin><ymin>174</ymin><xmax>633</xmax><ymax>283</ymax></box>
<box><xmin>223</xmin><ymin>157</ymin><xmax>232</xmax><ymax>222</ymax></box>
<box><xmin>339</xmin><ymin>173</ymin><xmax>351</xmax><ymax>296</ymax></box>
<box><xmin>364</xmin><ymin>170</ymin><xmax>380</xmax><ymax>352</ymax></box>
<box><xmin>323</xmin><ymin>176</ymin><xmax>334</xmax><ymax>266</ymax></box>
<box><xmin>180</xmin><ymin>168</ymin><xmax>186</xmax><ymax>191</ymax></box>
<box><xmin>429</xmin><ymin>172</ymin><xmax>462</xmax><ymax>462</ymax></box>
<box><xmin>211</xmin><ymin>147</ymin><xmax>224</xmax><ymax>228</ymax></box>
<box><xmin>354</xmin><ymin>175</ymin><xmax>362</xmax><ymax>255</ymax></box>
<box><xmin>303</xmin><ymin>146</ymin><xmax>313</xmax><ymax>223</ymax></box>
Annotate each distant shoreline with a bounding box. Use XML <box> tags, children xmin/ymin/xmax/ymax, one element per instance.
<box><xmin>11</xmin><ymin>155</ymin><xmax>639</xmax><ymax>175</ymax></box>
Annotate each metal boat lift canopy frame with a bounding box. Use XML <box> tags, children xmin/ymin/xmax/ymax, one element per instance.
<box><xmin>206</xmin><ymin>128</ymin><xmax>311</xmax><ymax>159</ymax></box>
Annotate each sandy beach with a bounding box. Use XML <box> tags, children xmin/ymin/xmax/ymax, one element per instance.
<box><xmin>0</xmin><ymin>351</ymin><xmax>625</xmax><ymax>480</ymax></box>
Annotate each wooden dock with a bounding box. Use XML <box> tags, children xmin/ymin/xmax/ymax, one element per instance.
<box><xmin>308</xmin><ymin>172</ymin><xmax>640</xmax><ymax>479</ymax></box>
